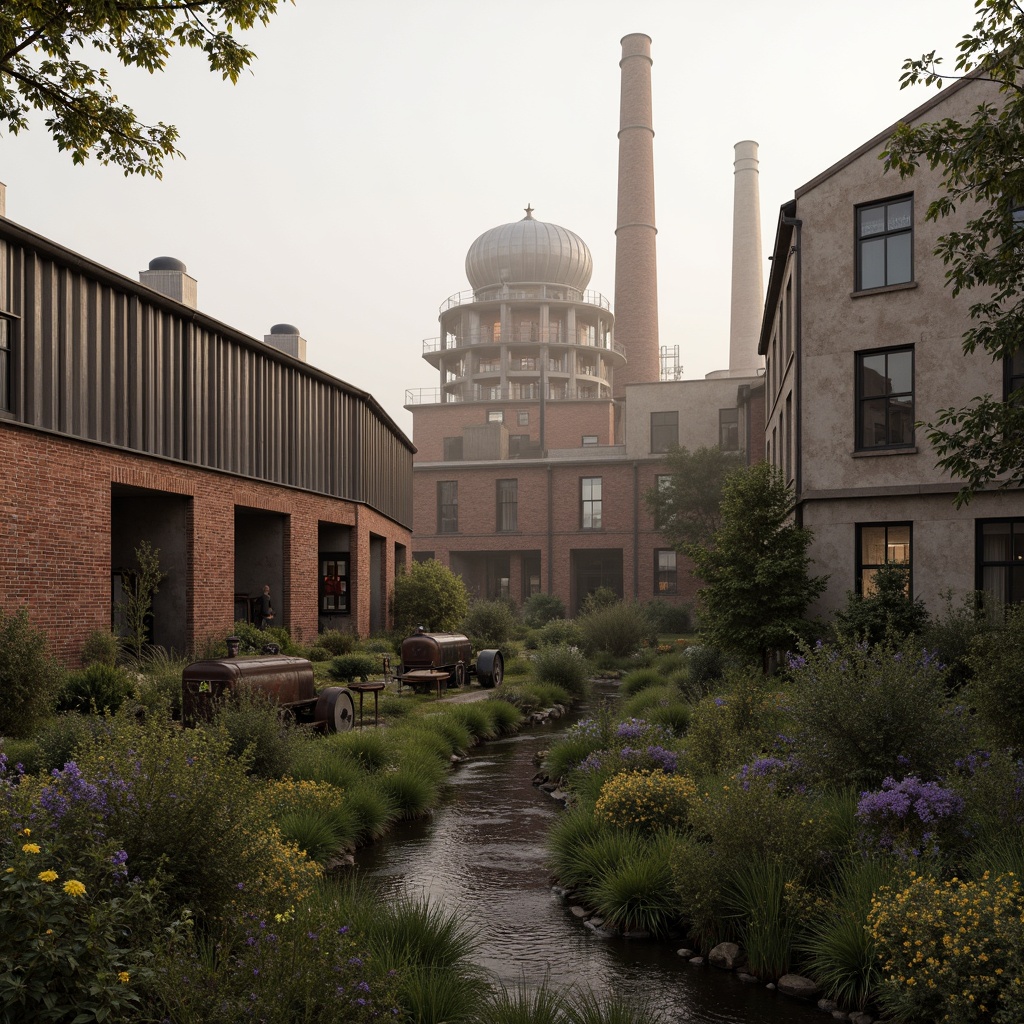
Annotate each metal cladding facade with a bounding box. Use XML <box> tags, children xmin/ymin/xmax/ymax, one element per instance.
<box><xmin>613</xmin><ymin>32</ymin><xmax>660</xmax><ymax>397</ymax></box>
<box><xmin>729</xmin><ymin>140</ymin><xmax>765</xmax><ymax>376</ymax></box>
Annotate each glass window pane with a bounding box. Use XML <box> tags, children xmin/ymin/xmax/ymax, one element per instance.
<box><xmin>861</xmin><ymin>398</ymin><xmax>888</xmax><ymax>447</ymax></box>
<box><xmin>1014</xmin><ymin>525</ymin><xmax>1024</xmax><ymax>563</ymax></box>
<box><xmin>862</xmin><ymin>567</ymin><xmax>879</xmax><ymax>596</ymax></box>
<box><xmin>983</xmin><ymin>566</ymin><xmax>1008</xmax><ymax>602</ymax></box>
<box><xmin>859</xmin><ymin>206</ymin><xmax>886</xmax><ymax>237</ymax></box>
<box><xmin>887</xmin><ymin>200</ymin><xmax>913</xmax><ymax>231</ymax></box>
<box><xmin>1012</xmin><ymin>565</ymin><xmax>1024</xmax><ymax>604</ymax></box>
<box><xmin>887</xmin><ymin>525</ymin><xmax>911</xmax><ymax>563</ymax></box>
<box><xmin>982</xmin><ymin>522</ymin><xmax>1012</xmax><ymax>561</ymax></box>
<box><xmin>887</xmin><ymin>233</ymin><xmax>912</xmax><ymax>285</ymax></box>
<box><xmin>860</xmin><ymin>237</ymin><xmax>886</xmax><ymax>289</ymax></box>
<box><xmin>888</xmin><ymin>396</ymin><xmax>915</xmax><ymax>445</ymax></box>
<box><xmin>860</xmin><ymin>353</ymin><xmax>888</xmax><ymax>396</ymax></box>
<box><xmin>887</xmin><ymin>350</ymin><xmax>913</xmax><ymax>394</ymax></box>
<box><xmin>861</xmin><ymin>526</ymin><xmax>886</xmax><ymax>565</ymax></box>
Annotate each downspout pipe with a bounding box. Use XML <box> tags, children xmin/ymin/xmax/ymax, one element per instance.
<box><xmin>782</xmin><ymin>215</ymin><xmax>803</xmax><ymax>524</ymax></box>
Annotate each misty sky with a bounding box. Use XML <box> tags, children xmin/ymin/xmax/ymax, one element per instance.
<box><xmin>1</xmin><ymin>0</ymin><xmax>977</xmax><ymax>437</ymax></box>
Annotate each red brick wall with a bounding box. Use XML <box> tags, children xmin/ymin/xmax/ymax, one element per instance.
<box><xmin>0</xmin><ymin>423</ymin><xmax>410</xmax><ymax>665</ymax></box>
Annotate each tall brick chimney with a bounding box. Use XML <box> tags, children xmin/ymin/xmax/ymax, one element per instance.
<box><xmin>729</xmin><ymin>140</ymin><xmax>764</xmax><ymax>375</ymax></box>
<box><xmin>613</xmin><ymin>33</ymin><xmax>660</xmax><ymax>397</ymax></box>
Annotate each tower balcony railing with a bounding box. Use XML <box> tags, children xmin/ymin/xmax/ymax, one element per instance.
<box><xmin>422</xmin><ymin>331</ymin><xmax>624</xmax><ymax>357</ymax></box>
<box><xmin>440</xmin><ymin>286</ymin><xmax>611</xmax><ymax>312</ymax></box>
<box><xmin>405</xmin><ymin>382</ymin><xmax>613</xmax><ymax>406</ymax></box>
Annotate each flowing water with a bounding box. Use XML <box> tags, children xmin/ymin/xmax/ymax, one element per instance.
<box><xmin>356</xmin><ymin>690</ymin><xmax>825</xmax><ymax>1023</ymax></box>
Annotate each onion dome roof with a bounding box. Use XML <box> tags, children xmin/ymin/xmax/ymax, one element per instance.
<box><xmin>465</xmin><ymin>206</ymin><xmax>593</xmax><ymax>292</ymax></box>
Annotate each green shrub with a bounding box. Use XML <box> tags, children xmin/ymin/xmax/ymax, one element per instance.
<box><xmin>502</xmin><ymin>655</ymin><xmax>532</xmax><ymax>678</ymax></box>
<box><xmin>461</xmin><ymin>598</ymin><xmax>517</xmax><ymax>647</ymax></box>
<box><xmin>619</xmin><ymin>667</ymin><xmax>665</xmax><ymax>697</ymax></box>
<box><xmin>355</xmin><ymin>635</ymin><xmax>397</xmax><ymax>654</ymax></box>
<box><xmin>328</xmin><ymin>653</ymin><xmax>380</xmax><ymax>682</ymax></box>
<box><xmin>483</xmin><ymin>696</ymin><xmax>523</xmax><ymax>735</ymax></box>
<box><xmin>833</xmin><ymin>562</ymin><xmax>930</xmax><ymax>646</ymax></box>
<box><xmin>787</xmin><ymin>637</ymin><xmax>964</xmax><ymax>789</ymax></box>
<box><xmin>0</xmin><ymin>607</ymin><xmax>63</xmax><ymax>738</ymax></box>
<box><xmin>521</xmin><ymin>593</ymin><xmax>566</xmax><ymax>629</ymax></box>
<box><xmin>57</xmin><ymin>663</ymin><xmax>135</xmax><ymax>714</ymax></box>
<box><xmin>317</xmin><ymin>628</ymin><xmax>357</xmax><ymax>655</ymax></box>
<box><xmin>443</xmin><ymin>702</ymin><xmax>495</xmax><ymax>742</ymax></box>
<box><xmin>390</xmin><ymin>558</ymin><xmax>469</xmax><ymax>635</ymax></box>
<box><xmin>643</xmin><ymin>599</ymin><xmax>691</xmax><ymax>635</ymax></box>
<box><xmin>533</xmin><ymin>618</ymin><xmax>584</xmax><ymax>649</ymax></box>
<box><xmin>578</xmin><ymin>602</ymin><xmax>656</xmax><ymax>658</ymax></box>
<box><xmin>306</xmin><ymin>645</ymin><xmax>332</xmax><ymax>662</ymax></box>
<box><xmin>80</xmin><ymin>629</ymin><xmax>121</xmax><ymax>667</ymax></box>
<box><xmin>207</xmin><ymin>687</ymin><xmax>295</xmax><ymax>779</ymax></box>
<box><xmin>532</xmin><ymin>644</ymin><xmax>590</xmax><ymax>698</ymax></box>
<box><xmin>622</xmin><ymin>685</ymin><xmax>690</xmax><ymax>734</ymax></box>
<box><xmin>966</xmin><ymin>603</ymin><xmax>1024</xmax><ymax>754</ymax></box>
<box><xmin>134</xmin><ymin>648</ymin><xmax>186</xmax><ymax>719</ymax></box>
<box><xmin>589</xmin><ymin>832</ymin><xmax>679</xmax><ymax>936</ymax></box>
<box><xmin>921</xmin><ymin>589</ymin><xmax>995</xmax><ymax>691</ymax></box>
<box><xmin>580</xmin><ymin>586</ymin><xmax>619</xmax><ymax>616</ymax></box>
<box><xmin>375</xmin><ymin>765</ymin><xmax>440</xmax><ymax>819</ymax></box>
<box><xmin>32</xmin><ymin>713</ymin><xmax>99</xmax><ymax>773</ymax></box>
<box><xmin>682</xmin><ymin>644</ymin><xmax>723</xmax><ymax>696</ymax></box>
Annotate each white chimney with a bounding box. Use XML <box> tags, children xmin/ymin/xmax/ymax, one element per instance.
<box><xmin>728</xmin><ymin>140</ymin><xmax>765</xmax><ymax>376</ymax></box>
<box><xmin>139</xmin><ymin>256</ymin><xmax>198</xmax><ymax>309</ymax></box>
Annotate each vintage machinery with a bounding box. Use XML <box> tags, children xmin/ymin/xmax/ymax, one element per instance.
<box><xmin>398</xmin><ymin>628</ymin><xmax>503</xmax><ymax>692</ymax></box>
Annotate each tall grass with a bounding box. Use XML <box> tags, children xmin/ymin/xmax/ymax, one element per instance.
<box><xmin>589</xmin><ymin>833</ymin><xmax>679</xmax><ymax>936</ymax></box>
<box><xmin>619</xmin><ymin>667</ymin><xmax>665</xmax><ymax>697</ymax></box>
<box><xmin>564</xmin><ymin>987</ymin><xmax>667</xmax><ymax>1024</ymax></box>
<box><xmin>722</xmin><ymin>858</ymin><xmax>798</xmax><ymax>980</ymax></box>
<box><xmin>344</xmin><ymin>776</ymin><xmax>400</xmax><ymax>842</ymax></box>
<box><xmin>324</xmin><ymin>729</ymin><xmax>392</xmax><ymax>772</ymax></box>
<box><xmin>485</xmin><ymin>697</ymin><xmax>525</xmax><ymax>734</ymax></box>
<box><xmin>482</xmin><ymin>980</ymin><xmax>566</xmax><ymax>1024</ymax></box>
<box><xmin>445</xmin><ymin>702</ymin><xmax>496</xmax><ymax>741</ymax></box>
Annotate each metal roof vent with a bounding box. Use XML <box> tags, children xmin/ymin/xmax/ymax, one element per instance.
<box><xmin>139</xmin><ymin>256</ymin><xmax>197</xmax><ymax>308</ymax></box>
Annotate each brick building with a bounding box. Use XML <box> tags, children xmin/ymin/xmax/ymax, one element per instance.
<box><xmin>0</xmin><ymin>184</ymin><xmax>414</xmax><ymax>663</ymax></box>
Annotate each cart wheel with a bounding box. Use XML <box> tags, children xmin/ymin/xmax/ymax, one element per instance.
<box><xmin>315</xmin><ymin>686</ymin><xmax>354</xmax><ymax>732</ymax></box>
<box><xmin>475</xmin><ymin>649</ymin><xmax>504</xmax><ymax>688</ymax></box>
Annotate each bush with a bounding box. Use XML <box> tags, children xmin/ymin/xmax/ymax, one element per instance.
<box><xmin>580</xmin><ymin>586</ymin><xmax>619</xmax><ymax>616</ymax></box>
<box><xmin>619</xmin><ymin>667</ymin><xmax>665</xmax><ymax>697</ymax></box>
<box><xmin>786</xmin><ymin>638</ymin><xmax>965</xmax><ymax>790</ymax></box>
<box><xmin>390</xmin><ymin>559</ymin><xmax>469</xmax><ymax>635</ymax></box>
<box><xmin>578</xmin><ymin>603</ymin><xmax>655</xmax><ymax>658</ymax></box>
<box><xmin>532</xmin><ymin>644</ymin><xmax>590</xmax><ymax>698</ymax></box>
<box><xmin>521</xmin><ymin>593</ymin><xmax>566</xmax><ymax>629</ymax></box>
<box><xmin>306</xmin><ymin>645</ymin><xmax>331</xmax><ymax>662</ymax></box>
<box><xmin>230</xmin><ymin>619</ymin><xmax>299</xmax><ymax>655</ymax></box>
<box><xmin>0</xmin><ymin>607</ymin><xmax>63</xmax><ymax>738</ymax></box>
<box><xmin>966</xmin><ymin>602</ymin><xmax>1024</xmax><ymax>754</ymax></box>
<box><xmin>532</xmin><ymin>618</ymin><xmax>584</xmax><ymax>649</ymax></box>
<box><xmin>594</xmin><ymin>771</ymin><xmax>697</xmax><ymax>834</ymax></box>
<box><xmin>80</xmin><ymin>629</ymin><xmax>120</xmax><ymax>667</ymax></box>
<box><xmin>317</xmin><ymin>628</ymin><xmax>357</xmax><ymax>655</ymax></box>
<box><xmin>589</xmin><ymin>832</ymin><xmax>680</xmax><ymax>936</ymax></box>
<box><xmin>834</xmin><ymin>562</ymin><xmax>930</xmax><ymax>646</ymax></box>
<box><xmin>328</xmin><ymin>653</ymin><xmax>380</xmax><ymax>683</ymax></box>
<box><xmin>32</xmin><ymin>713</ymin><xmax>101</xmax><ymax>773</ymax></box>
<box><xmin>643</xmin><ymin>599</ymin><xmax>691</xmax><ymax>635</ymax></box>
<box><xmin>461</xmin><ymin>599</ymin><xmax>517</xmax><ymax>648</ymax></box>
<box><xmin>921</xmin><ymin>589</ymin><xmax>996</xmax><ymax>691</ymax></box>
<box><xmin>57</xmin><ymin>663</ymin><xmax>136</xmax><ymax>714</ymax></box>
<box><xmin>208</xmin><ymin>687</ymin><xmax>295</xmax><ymax>779</ymax></box>
<box><xmin>682</xmin><ymin>643</ymin><xmax>724</xmax><ymax>695</ymax></box>
<box><xmin>856</xmin><ymin>775</ymin><xmax>967</xmax><ymax>862</ymax></box>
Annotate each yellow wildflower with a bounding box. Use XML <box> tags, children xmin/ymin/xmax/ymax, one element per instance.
<box><xmin>117</xmin><ymin>972</ymin><xmax>130</xmax><ymax>985</ymax></box>
<box><xmin>63</xmin><ymin>879</ymin><xmax>86</xmax><ymax>898</ymax></box>
<box><xmin>37</xmin><ymin>870</ymin><xmax>58</xmax><ymax>883</ymax></box>
<box><xmin>21</xmin><ymin>843</ymin><xmax>40</xmax><ymax>855</ymax></box>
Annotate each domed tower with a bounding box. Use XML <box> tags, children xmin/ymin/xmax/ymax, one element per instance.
<box><xmin>421</xmin><ymin>207</ymin><xmax>620</xmax><ymax>425</ymax></box>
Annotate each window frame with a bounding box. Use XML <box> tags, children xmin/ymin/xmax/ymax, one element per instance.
<box><xmin>486</xmin><ymin>409</ymin><xmax>504</xmax><ymax>424</ymax></box>
<box><xmin>1005</xmin><ymin>347</ymin><xmax>1024</xmax><ymax>403</ymax></box>
<box><xmin>437</xmin><ymin>480</ymin><xmax>458</xmax><ymax>534</ymax></box>
<box><xmin>855</xmin><ymin>194</ymin><xmax>914</xmax><ymax>291</ymax></box>
<box><xmin>496</xmin><ymin>478</ymin><xmax>518</xmax><ymax>533</ymax></box>
<box><xmin>855</xmin><ymin>345</ymin><xmax>915</xmax><ymax>451</ymax></box>
<box><xmin>976</xmin><ymin>518</ymin><xmax>1024</xmax><ymax>606</ymax></box>
<box><xmin>650</xmin><ymin>411</ymin><xmax>679</xmax><ymax>454</ymax></box>
<box><xmin>0</xmin><ymin>315</ymin><xmax>13</xmax><ymax>415</ymax></box>
<box><xmin>856</xmin><ymin>521</ymin><xmax>913</xmax><ymax>596</ymax></box>
<box><xmin>580</xmin><ymin>476</ymin><xmax>602</xmax><ymax>530</ymax></box>
<box><xmin>719</xmin><ymin>407</ymin><xmax>739</xmax><ymax>451</ymax></box>
<box><xmin>654</xmin><ymin>548</ymin><xmax>678</xmax><ymax>595</ymax></box>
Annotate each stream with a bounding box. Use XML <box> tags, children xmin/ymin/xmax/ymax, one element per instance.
<box><xmin>356</xmin><ymin>689</ymin><xmax>826</xmax><ymax>1023</ymax></box>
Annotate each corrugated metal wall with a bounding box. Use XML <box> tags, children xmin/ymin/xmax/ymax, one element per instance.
<box><xmin>0</xmin><ymin>230</ymin><xmax>413</xmax><ymax>528</ymax></box>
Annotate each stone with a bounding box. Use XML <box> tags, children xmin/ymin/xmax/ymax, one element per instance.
<box><xmin>676</xmin><ymin>948</ymin><xmax>695</xmax><ymax>959</ymax></box>
<box><xmin>569</xmin><ymin>905</ymin><xmax>588</xmax><ymax>918</ymax></box>
<box><xmin>818</xmin><ymin>1000</ymin><xmax>839</xmax><ymax>1013</ymax></box>
<box><xmin>623</xmin><ymin>929</ymin><xmax>651</xmax><ymax>940</ymax></box>
<box><xmin>849</xmin><ymin>1014</ymin><xmax>874</xmax><ymax>1024</ymax></box>
<box><xmin>708</xmin><ymin>941</ymin><xmax>744</xmax><ymax>970</ymax></box>
<box><xmin>737</xmin><ymin>973</ymin><xmax>759</xmax><ymax>985</ymax></box>
<box><xmin>777</xmin><ymin>974</ymin><xmax>820</xmax><ymax>1000</ymax></box>
<box><xmin>831</xmin><ymin>1012</ymin><xmax>849</xmax><ymax>1021</ymax></box>
<box><xmin>688</xmin><ymin>957</ymin><xmax>704</xmax><ymax>966</ymax></box>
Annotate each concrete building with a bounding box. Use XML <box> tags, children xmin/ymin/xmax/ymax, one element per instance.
<box><xmin>759</xmin><ymin>71</ymin><xmax>1023</xmax><ymax>616</ymax></box>
<box><xmin>0</xmin><ymin>183</ymin><xmax>414</xmax><ymax>663</ymax></box>
<box><xmin>406</xmin><ymin>35</ymin><xmax>764</xmax><ymax>615</ymax></box>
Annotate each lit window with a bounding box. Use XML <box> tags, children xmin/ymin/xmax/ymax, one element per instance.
<box><xmin>581</xmin><ymin>477</ymin><xmax>602</xmax><ymax>530</ymax></box>
<box><xmin>437</xmin><ymin>481</ymin><xmax>458</xmax><ymax>533</ymax></box>
<box><xmin>487</xmin><ymin>410</ymin><xmax>504</xmax><ymax>424</ymax></box>
<box><xmin>650</xmin><ymin>411</ymin><xmax>678</xmax><ymax>453</ymax></box>
<box><xmin>654</xmin><ymin>549</ymin><xmax>677</xmax><ymax>594</ymax></box>
<box><xmin>977</xmin><ymin>519</ymin><xmax>1024</xmax><ymax>606</ymax></box>
<box><xmin>857</xmin><ymin>523</ymin><xmax>911</xmax><ymax>596</ymax></box>
<box><xmin>582</xmin><ymin>435</ymin><xmax>598</xmax><ymax>446</ymax></box>
<box><xmin>857</xmin><ymin>196</ymin><xmax>913</xmax><ymax>290</ymax></box>
<box><xmin>496</xmin><ymin>479</ymin><xmax>518</xmax><ymax>532</ymax></box>
<box><xmin>856</xmin><ymin>347</ymin><xmax>914</xmax><ymax>449</ymax></box>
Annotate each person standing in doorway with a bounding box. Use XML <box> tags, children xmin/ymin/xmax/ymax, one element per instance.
<box><xmin>256</xmin><ymin>585</ymin><xmax>274</xmax><ymax>630</ymax></box>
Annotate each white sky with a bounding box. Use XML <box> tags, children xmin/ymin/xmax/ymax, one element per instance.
<box><xmin>0</xmin><ymin>0</ymin><xmax>976</xmax><ymax>438</ymax></box>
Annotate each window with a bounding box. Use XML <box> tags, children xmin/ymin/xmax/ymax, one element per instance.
<box><xmin>487</xmin><ymin>410</ymin><xmax>504</xmax><ymax>423</ymax></box>
<box><xmin>0</xmin><ymin>317</ymin><xmax>10</xmax><ymax>413</ymax></box>
<box><xmin>582</xmin><ymin>435</ymin><xmax>598</xmax><ymax>446</ymax></box>
<box><xmin>977</xmin><ymin>519</ymin><xmax>1024</xmax><ymax>605</ymax></box>
<box><xmin>1006</xmin><ymin>347</ymin><xmax>1024</xmax><ymax>402</ymax></box>
<box><xmin>857</xmin><ymin>196</ymin><xmax>913</xmax><ymax>290</ymax></box>
<box><xmin>856</xmin><ymin>347</ymin><xmax>914</xmax><ymax>449</ymax></box>
<box><xmin>650</xmin><ymin>411</ymin><xmax>678</xmax><ymax>453</ymax></box>
<box><xmin>319</xmin><ymin>554</ymin><xmax>349</xmax><ymax>614</ymax></box>
<box><xmin>857</xmin><ymin>523</ymin><xmax>912</xmax><ymax>596</ymax></box>
<box><xmin>654</xmin><ymin>549</ymin><xmax>677</xmax><ymax>594</ymax></box>
<box><xmin>442</xmin><ymin>436</ymin><xmax>463</xmax><ymax>461</ymax></box>
<box><xmin>581</xmin><ymin>477</ymin><xmax>602</xmax><ymax>530</ymax></box>
<box><xmin>720</xmin><ymin>408</ymin><xmax>739</xmax><ymax>451</ymax></box>
<box><xmin>496</xmin><ymin>478</ymin><xmax>518</xmax><ymax>532</ymax></box>
<box><xmin>437</xmin><ymin>481</ymin><xmax>458</xmax><ymax>533</ymax></box>
<box><xmin>517</xmin><ymin>410</ymin><xmax>529</xmax><ymax>426</ymax></box>
<box><xmin>509</xmin><ymin>434</ymin><xmax>530</xmax><ymax>457</ymax></box>
<box><xmin>656</xmin><ymin>474</ymin><xmax>672</xmax><ymax>492</ymax></box>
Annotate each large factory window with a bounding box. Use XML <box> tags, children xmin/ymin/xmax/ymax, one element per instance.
<box><xmin>496</xmin><ymin>479</ymin><xmax>518</xmax><ymax>532</ymax></box>
<box><xmin>650</xmin><ymin>411</ymin><xmax>678</xmax><ymax>453</ymax></box>
<box><xmin>437</xmin><ymin>481</ymin><xmax>458</xmax><ymax>533</ymax></box>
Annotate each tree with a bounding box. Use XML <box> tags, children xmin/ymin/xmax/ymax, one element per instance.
<box><xmin>0</xmin><ymin>1</ymin><xmax>288</xmax><ymax>177</ymax></box>
<box><xmin>643</xmin><ymin>445</ymin><xmax>743</xmax><ymax>552</ymax></box>
<box><xmin>118</xmin><ymin>539</ymin><xmax>167</xmax><ymax>662</ymax></box>
<box><xmin>833</xmin><ymin>562</ymin><xmax>930</xmax><ymax>645</ymax></box>
<box><xmin>688</xmin><ymin>463</ymin><xmax>827</xmax><ymax>670</ymax></box>
<box><xmin>390</xmin><ymin>558</ymin><xmax>469</xmax><ymax>637</ymax></box>
<box><xmin>881</xmin><ymin>0</ymin><xmax>1024</xmax><ymax>505</ymax></box>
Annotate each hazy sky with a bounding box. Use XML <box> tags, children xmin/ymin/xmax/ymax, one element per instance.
<box><xmin>1</xmin><ymin>0</ymin><xmax>977</xmax><ymax>437</ymax></box>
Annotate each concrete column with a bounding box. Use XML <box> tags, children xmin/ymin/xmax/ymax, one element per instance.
<box><xmin>729</xmin><ymin>140</ymin><xmax>765</xmax><ymax>375</ymax></box>
<box><xmin>613</xmin><ymin>33</ymin><xmax>660</xmax><ymax>397</ymax></box>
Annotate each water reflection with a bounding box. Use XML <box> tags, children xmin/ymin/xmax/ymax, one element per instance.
<box><xmin>357</xmin><ymin>707</ymin><xmax>823</xmax><ymax>1023</ymax></box>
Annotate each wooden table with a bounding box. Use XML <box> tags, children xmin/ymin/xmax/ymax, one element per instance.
<box><xmin>398</xmin><ymin>669</ymin><xmax>450</xmax><ymax>700</ymax></box>
<box><xmin>347</xmin><ymin>681</ymin><xmax>387</xmax><ymax>726</ymax></box>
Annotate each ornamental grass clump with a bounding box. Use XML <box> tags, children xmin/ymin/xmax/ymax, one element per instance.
<box><xmin>722</xmin><ymin>858</ymin><xmax>800</xmax><ymax>980</ymax></box>
<box><xmin>594</xmin><ymin>770</ymin><xmax>697</xmax><ymax>835</ymax></box>
<box><xmin>589</xmin><ymin>832</ymin><xmax>679</xmax><ymax>936</ymax></box>
<box><xmin>856</xmin><ymin>775</ymin><xmax>967</xmax><ymax>861</ymax></box>
<box><xmin>532</xmin><ymin>643</ymin><xmax>591</xmax><ymax>698</ymax></box>
<box><xmin>620</xmin><ymin>666</ymin><xmax>665</xmax><ymax>697</ymax></box>
<box><xmin>259</xmin><ymin>778</ymin><xmax>358</xmax><ymax>862</ymax></box>
<box><xmin>868</xmin><ymin>870</ymin><xmax>1024</xmax><ymax>1024</ymax></box>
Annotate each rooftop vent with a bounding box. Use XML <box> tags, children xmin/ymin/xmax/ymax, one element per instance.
<box><xmin>139</xmin><ymin>256</ymin><xmax>197</xmax><ymax>308</ymax></box>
